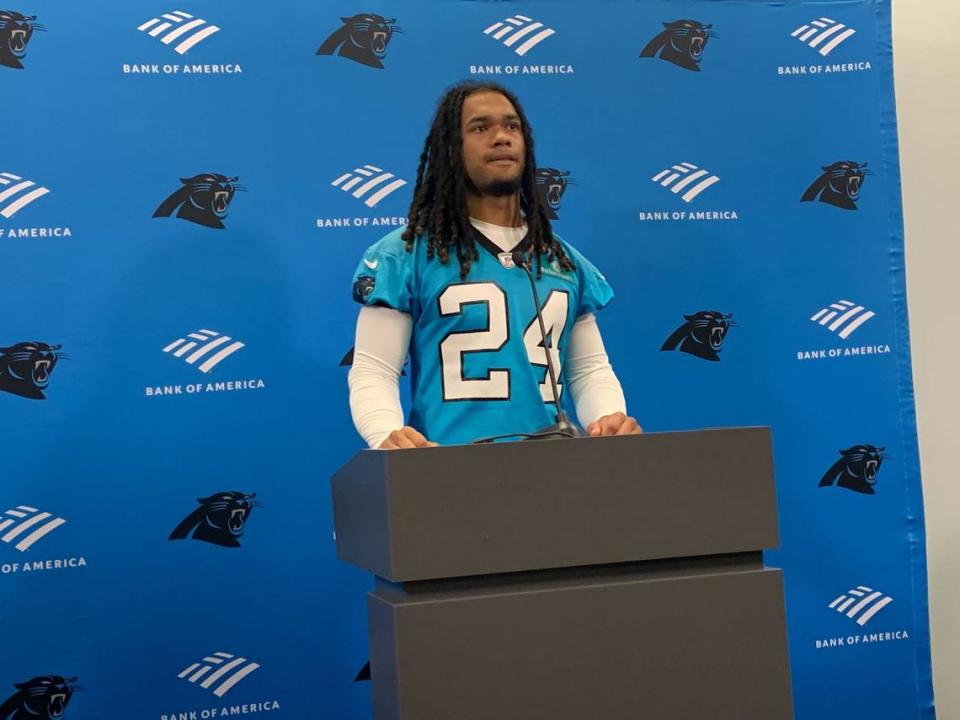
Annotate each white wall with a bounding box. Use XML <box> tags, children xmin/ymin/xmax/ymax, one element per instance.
<box><xmin>893</xmin><ymin>1</ymin><xmax>960</xmax><ymax>715</ymax></box>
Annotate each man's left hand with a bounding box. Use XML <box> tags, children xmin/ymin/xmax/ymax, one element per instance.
<box><xmin>586</xmin><ymin>412</ymin><xmax>643</xmax><ymax>437</ymax></box>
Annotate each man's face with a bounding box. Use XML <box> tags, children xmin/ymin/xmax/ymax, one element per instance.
<box><xmin>460</xmin><ymin>91</ymin><xmax>525</xmax><ymax>196</ymax></box>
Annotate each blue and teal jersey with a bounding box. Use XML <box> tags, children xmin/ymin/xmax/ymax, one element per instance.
<box><xmin>351</xmin><ymin>226</ymin><xmax>613</xmax><ymax>446</ymax></box>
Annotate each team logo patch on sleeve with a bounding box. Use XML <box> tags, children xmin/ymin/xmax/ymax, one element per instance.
<box><xmin>353</xmin><ymin>275</ymin><xmax>376</xmax><ymax>303</ymax></box>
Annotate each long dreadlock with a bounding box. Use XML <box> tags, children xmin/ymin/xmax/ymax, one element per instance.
<box><xmin>400</xmin><ymin>81</ymin><xmax>575</xmax><ymax>280</ymax></box>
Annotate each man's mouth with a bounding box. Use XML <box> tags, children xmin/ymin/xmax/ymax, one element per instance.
<box><xmin>230</xmin><ymin>508</ymin><xmax>246</xmax><ymax>533</ymax></box>
<box><xmin>213</xmin><ymin>191</ymin><xmax>230</xmax><ymax>216</ymax></box>
<box><xmin>488</xmin><ymin>156</ymin><xmax>517</xmax><ymax>166</ymax></box>
<box><xmin>372</xmin><ymin>31</ymin><xmax>387</xmax><ymax>55</ymax></box>
<box><xmin>33</xmin><ymin>359</ymin><xmax>50</xmax><ymax>386</ymax></box>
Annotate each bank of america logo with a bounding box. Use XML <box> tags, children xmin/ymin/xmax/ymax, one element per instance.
<box><xmin>331</xmin><ymin>165</ymin><xmax>407</xmax><ymax>208</ymax></box>
<box><xmin>651</xmin><ymin>162</ymin><xmax>719</xmax><ymax>203</ymax></box>
<box><xmin>178</xmin><ymin>652</ymin><xmax>260</xmax><ymax>698</ymax></box>
<box><xmin>810</xmin><ymin>300</ymin><xmax>875</xmax><ymax>339</ymax></box>
<box><xmin>137</xmin><ymin>10</ymin><xmax>220</xmax><ymax>55</ymax></box>
<box><xmin>0</xmin><ymin>506</ymin><xmax>66</xmax><ymax>552</ymax></box>
<box><xmin>483</xmin><ymin>15</ymin><xmax>555</xmax><ymax>56</ymax></box>
<box><xmin>791</xmin><ymin>17</ymin><xmax>856</xmax><ymax>56</ymax></box>
<box><xmin>0</xmin><ymin>172</ymin><xmax>49</xmax><ymax>218</ymax></box>
<box><xmin>829</xmin><ymin>585</ymin><xmax>893</xmax><ymax>626</ymax></box>
<box><xmin>163</xmin><ymin>329</ymin><xmax>244</xmax><ymax>373</ymax></box>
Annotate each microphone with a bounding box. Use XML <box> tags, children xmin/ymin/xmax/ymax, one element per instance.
<box><xmin>511</xmin><ymin>250</ymin><xmax>582</xmax><ymax>439</ymax></box>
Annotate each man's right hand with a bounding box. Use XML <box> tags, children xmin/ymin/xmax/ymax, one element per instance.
<box><xmin>378</xmin><ymin>426</ymin><xmax>438</xmax><ymax>450</ymax></box>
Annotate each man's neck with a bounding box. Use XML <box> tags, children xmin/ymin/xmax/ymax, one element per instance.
<box><xmin>466</xmin><ymin>192</ymin><xmax>523</xmax><ymax>227</ymax></box>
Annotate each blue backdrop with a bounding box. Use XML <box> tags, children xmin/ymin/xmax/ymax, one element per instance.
<box><xmin>0</xmin><ymin>1</ymin><xmax>933</xmax><ymax>718</ymax></box>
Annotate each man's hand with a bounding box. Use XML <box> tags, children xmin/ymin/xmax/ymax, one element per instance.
<box><xmin>378</xmin><ymin>426</ymin><xmax>438</xmax><ymax>449</ymax></box>
<box><xmin>586</xmin><ymin>412</ymin><xmax>643</xmax><ymax>437</ymax></box>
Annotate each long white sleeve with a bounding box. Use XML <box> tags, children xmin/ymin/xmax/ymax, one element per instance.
<box><xmin>564</xmin><ymin>313</ymin><xmax>629</xmax><ymax>427</ymax></box>
<box><xmin>347</xmin><ymin>305</ymin><xmax>412</xmax><ymax>448</ymax></box>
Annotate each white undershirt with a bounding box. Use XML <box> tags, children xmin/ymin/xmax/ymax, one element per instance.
<box><xmin>347</xmin><ymin>218</ymin><xmax>628</xmax><ymax>447</ymax></box>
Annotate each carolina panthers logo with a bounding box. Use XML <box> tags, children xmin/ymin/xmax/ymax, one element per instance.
<box><xmin>819</xmin><ymin>445</ymin><xmax>885</xmax><ymax>494</ymax></box>
<box><xmin>640</xmin><ymin>20</ymin><xmax>715</xmax><ymax>72</ymax></box>
<box><xmin>0</xmin><ymin>675</ymin><xmax>80</xmax><ymax>719</ymax></box>
<box><xmin>153</xmin><ymin>174</ymin><xmax>245</xmax><ymax>229</ymax></box>
<box><xmin>535</xmin><ymin>168</ymin><xmax>575</xmax><ymax>220</ymax></box>
<box><xmin>0</xmin><ymin>11</ymin><xmax>43</xmax><ymax>70</ymax></box>
<box><xmin>801</xmin><ymin>161</ymin><xmax>869</xmax><ymax>210</ymax></box>
<box><xmin>661</xmin><ymin>311</ymin><xmax>734</xmax><ymax>361</ymax></box>
<box><xmin>353</xmin><ymin>275</ymin><xmax>376</xmax><ymax>304</ymax></box>
<box><xmin>317</xmin><ymin>14</ymin><xmax>402</xmax><ymax>69</ymax></box>
<box><xmin>169</xmin><ymin>491</ymin><xmax>259</xmax><ymax>548</ymax></box>
<box><xmin>0</xmin><ymin>341</ymin><xmax>66</xmax><ymax>399</ymax></box>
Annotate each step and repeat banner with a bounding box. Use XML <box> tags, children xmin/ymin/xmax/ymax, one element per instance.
<box><xmin>1</xmin><ymin>0</ymin><xmax>934</xmax><ymax>718</ymax></box>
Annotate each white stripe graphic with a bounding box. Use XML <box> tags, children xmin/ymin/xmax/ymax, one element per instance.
<box><xmin>164</xmin><ymin>338</ymin><xmax>186</xmax><ymax>352</ymax></box>
<box><xmin>828</xmin><ymin>306</ymin><xmax>866</xmax><ymax>331</ymax></box>
<box><xmin>185</xmin><ymin>335</ymin><xmax>233</xmax><ymax>364</ymax></box>
<box><xmin>821</xmin><ymin>17</ymin><xmax>836</xmax><ymax>23</ymax></box>
<box><xmin>484</xmin><ymin>22</ymin><xmax>504</xmax><ymax>34</ymax></box>
<box><xmin>1</xmin><ymin>187</ymin><xmax>50</xmax><ymax>218</ymax></box>
<box><xmin>829</xmin><ymin>595</ymin><xmax>847</xmax><ymax>609</ymax></box>
<box><xmin>213</xmin><ymin>662</ymin><xmax>260</xmax><ymax>697</ymax></box>
<box><xmin>174</xmin><ymin>11</ymin><xmax>193</xmax><ymax>18</ymax></box>
<box><xmin>799</xmin><ymin>27</ymin><xmax>820</xmax><ymax>42</ymax></box>
<box><xmin>5</xmin><ymin>510</ymin><xmax>27</xmax><ymax>518</ymax></box>
<box><xmin>188</xmin><ymin>333</ymin><xmax>211</xmax><ymax>341</ymax></box>
<box><xmin>149</xmin><ymin>22</ymin><xmax>172</xmax><ymax>37</ymax></box>
<box><xmin>659</xmin><ymin>173</ymin><xmax>680</xmax><ymax>187</ymax></box>
<box><xmin>0</xmin><ymin>180</ymin><xmax>35</xmax><ymax>204</ymax></box>
<box><xmin>189</xmin><ymin>666</ymin><xmax>214</xmax><ymax>682</ymax></box>
<box><xmin>672</xmin><ymin>165</ymin><xmax>692</xmax><ymax>173</ymax></box>
<box><xmin>214</xmin><ymin>652</ymin><xmax>235</xmax><ymax>658</ymax></box>
<box><xmin>200</xmin><ymin>657</ymin><xmax>248</xmax><ymax>689</ymax></box>
<box><xmin>681</xmin><ymin>175</ymin><xmax>720</xmax><ymax>203</ymax></box>
<box><xmin>506</xmin><ymin>17</ymin><xmax>525</xmax><ymax>26</ymax></box>
<box><xmin>791</xmin><ymin>25</ymin><xmax>810</xmax><ymax>37</ymax></box>
<box><xmin>179</xmin><ymin>663</ymin><xmax>201</xmax><ymax>679</ymax></box>
<box><xmin>809</xmin><ymin>23</ymin><xmax>847</xmax><ymax>48</ymax></box>
<box><xmin>515</xmin><ymin>28</ymin><xmax>555</xmax><ymax>56</ymax></box>
<box><xmin>204</xmin><ymin>656</ymin><xmax>226</xmax><ymax>664</ymax></box>
<box><xmin>503</xmin><ymin>21</ymin><xmax>544</xmax><ymax>47</ymax></box>
<box><xmin>651</xmin><ymin>170</ymin><xmax>670</xmax><ymax>182</ymax></box>
<box><xmin>161</xmin><ymin>18</ymin><xmax>207</xmax><ymax>45</ymax></box>
<box><xmin>174</xmin><ymin>25</ymin><xmax>220</xmax><ymax>54</ymax></box>
<box><xmin>811</xmin><ymin>20</ymin><xmax>829</xmax><ymax>28</ymax></box>
<box><xmin>1</xmin><ymin>172</ymin><xmax>21</xmax><ymax>180</ymax></box>
<box><xmin>353</xmin><ymin>173</ymin><xmax>396</xmax><ymax>198</ymax></box>
<box><xmin>173</xmin><ymin>342</ymin><xmax>197</xmax><ymax>357</ymax></box>
<box><xmin>331</xmin><ymin>173</ymin><xmax>351</xmax><ymax>187</ymax></box>
<box><xmin>819</xmin><ymin>28</ymin><xmax>856</xmax><ymax>56</ymax></box>
<box><xmin>0</xmin><ymin>520</ymin><xmax>14</xmax><ymax>533</ymax></box>
<box><xmin>848</xmin><ymin>588</ymin><xmax>866</xmax><ymax>597</ymax></box>
<box><xmin>198</xmin><ymin>329</ymin><xmax>218</xmax><ymax>336</ymax></box>
<box><xmin>364</xmin><ymin>179</ymin><xmax>407</xmax><ymax>207</ymax></box>
<box><xmin>837</xmin><ymin>310</ymin><xmax>875</xmax><ymax>339</ymax></box>
<box><xmin>670</xmin><ymin>169</ymin><xmax>709</xmax><ymax>193</ymax></box>
<box><xmin>2</xmin><ymin>512</ymin><xmax>51</xmax><ymax>543</ymax></box>
<box><xmin>16</xmin><ymin>518</ymin><xmax>66</xmax><ymax>551</ymax></box>
<box><xmin>818</xmin><ymin>311</ymin><xmax>838</xmax><ymax>325</ymax></box>
<box><xmin>197</xmin><ymin>342</ymin><xmax>245</xmax><ymax>373</ymax></box>
<box><xmin>162</xmin><ymin>13</ymin><xmax>185</xmax><ymax>22</ymax></box>
<box><xmin>856</xmin><ymin>596</ymin><xmax>893</xmax><ymax>625</ymax></box>
<box><xmin>17</xmin><ymin>506</ymin><xmax>38</xmax><ymax>512</ymax></box>
<box><xmin>846</xmin><ymin>591</ymin><xmax>882</xmax><ymax>618</ymax></box>
<box><xmin>354</xmin><ymin>167</ymin><xmax>374</xmax><ymax>177</ymax></box>
<box><xmin>493</xmin><ymin>25</ymin><xmax>513</xmax><ymax>40</ymax></box>
<box><xmin>138</xmin><ymin>18</ymin><xmax>161</xmax><ymax>31</ymax></box>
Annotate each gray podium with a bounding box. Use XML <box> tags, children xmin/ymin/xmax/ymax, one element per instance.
<box><xmin>331</xmin><ymin>428</ymin><xmax>794</xmax><ymax>720</ymax></box>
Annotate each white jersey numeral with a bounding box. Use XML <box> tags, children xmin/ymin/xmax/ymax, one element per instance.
<box><xmin>523</xmin><ymin>290</ymin><xmax>569</xmax><ymax>402</ymax></box>
<box><xmin>438</xmin><ymin>282</ymin><xmax>570</xmax><ymax>402</ymax></box>
<box><xmin>439</xmin><ymin>283</ymin><xmax>510</xmax><ymax>400</ymax></box>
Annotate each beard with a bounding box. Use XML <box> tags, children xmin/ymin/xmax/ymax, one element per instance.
<box><xmin>467</xmin><ymin>174</ymin><xmax>523</xmax><ymax>198</ymax></box>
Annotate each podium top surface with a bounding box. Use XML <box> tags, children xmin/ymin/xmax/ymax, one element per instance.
<box><xmin>331</xmin><ymin>427</ymin><xmax>779</xmax><ymax>582</ymax></box>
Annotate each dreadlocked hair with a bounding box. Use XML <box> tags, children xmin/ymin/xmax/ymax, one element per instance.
<box><xmin>400</xmin><ymin>80</ymin><xmax>575</xmax><ymax>280</ymax></box>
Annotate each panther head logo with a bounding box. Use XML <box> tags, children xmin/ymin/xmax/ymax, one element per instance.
<box><xmin>168</xmin><ymin>491</ymin><xmax>259</xmax><ymax>548</ymax></box>
<box><xmin>640</xmin><ymin>20</ymin><xmax>715</xmax><ymax>72</ymax></box>
<box><xmin>535</xmin><ymin>168</ymin><xmax>575</xmax><ymax>220</ymax></box>
<box><xmin>0</xmin><ymin>11</ymin><xmax>43</xmax><ymax>70</ymax></box>
<box><xmin>0</xmin><ymin>341</ymin><xmax>67</xmax><ymax>399</ymax></box>
<box><xmin>316</xmin><ymin>14</ymin><xmax>402</xmax><ymax>69</ymax></box>
<box><xmin>353</xmin><ymin>275</ymin><xmax>376</xmax><ymax>304</ymax></box>
<box><xmin>152</xmin><ymin>174</ymin><xmax>246</xmax><ymax>229</ymax></box>
<box><xmin>0</xmin><ymin>675</ymin><xmax>80</xmax><ymax>719</ymax></box>
<box><xmin>819</xmin><ymin>444</ymin><xmax>886</xmax><ymax>494</ymax></box>
<box><xmin>801</xmin><ymin>161</ymin><xmax>870</xmax><ymax>210</ymax></box>
<box><xmin>661</xmin><ymin>311</ymin><xmax>734</xmax><ymax>361</ymax></box>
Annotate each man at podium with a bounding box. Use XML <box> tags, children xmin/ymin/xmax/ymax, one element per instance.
<box><xmin>347</xmin><ymin>81</ymin><xmax>641</xmax><ymax>448</ymax></box>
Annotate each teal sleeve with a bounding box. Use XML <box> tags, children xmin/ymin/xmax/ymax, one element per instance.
<box><xmin>350</xmin><ymin>231</ymin><xmax>414</xmax><ymax>312</ymax></box>
<box><xmin>559</xmin><ymin>238</ymin><xmax>614</xmax><ymax>317</ymax></box>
